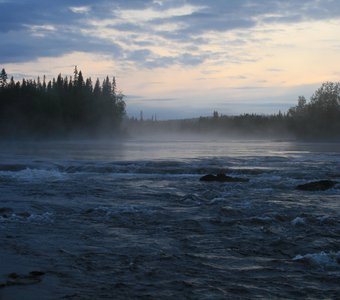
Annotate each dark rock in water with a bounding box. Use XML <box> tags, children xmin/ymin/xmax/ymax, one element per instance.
<box><xmin>199</xmin><ymin>174</ymin><xmax>217</xmax><ymax>181</ymax></box>
<box><xmin>296</xmin><ymin>180</ymin><xmax>337</xmax><ymax>191</ymax></box>
<box><xmin>8</xmin><ymin>273</ymin><xmax>19</xmax><ymax>279</ymax></box>
<box><xmin>17</xmin><ymin>211</ymin><xmax>31</xmax><ymax>218</ymax></box>
<box><xmin>0</xmin><ymin>207</ymin><xmax>14</xmax><ymax>218</ymax></box>
<box><xmin>0</xmin><ymin>207</ymin><xmax>13</xmax><ymax>214</ymax></box>
<box><xmin>29</xmin><ymin>271</ymin><xmax>46</xmax><ymax>277</ymax></box>
<box><xmin>2</xmin><ymin>271</ymin><xmax>46</xmax><ymax>287</ymax></box>
<box><xmin>200</xmin><ymin>173</ymin><xmax>249</xmax><ymax>182</ymax></box>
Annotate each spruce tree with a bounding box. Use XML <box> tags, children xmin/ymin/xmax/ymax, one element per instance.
<box><xmin>0</xmin><ymin>68</ymin><xmax>8</xmax><ymax>87</ymax></box>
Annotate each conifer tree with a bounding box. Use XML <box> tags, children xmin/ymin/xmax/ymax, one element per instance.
<box><xmin>0</xmin><ymin>68</ymin><xmax>8</xmax><ymax>87</ymax></box>
<box><xmin>73</xmin><ymin>66</ymin><xmax>78</xmax><ymax>83</ymax></box>
<box><xmin>0</xmin><ymin>68</ymin><xmax>126</xmax><ymax>137</ymax></box>
<box><xmin>77</xmin><ymin>71</ymin><xmax>84</xmax><ymax>88</ymax></box>
<box><xmin>94</xmin><ymin>78</ymin><xmax>101</xmax><ymax>97</ymax></box>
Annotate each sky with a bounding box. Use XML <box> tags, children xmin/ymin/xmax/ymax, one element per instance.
<box><xmin>1</xmin><ymin>0</ymin><xmax>340</xmax><ymax>119</ymax></box>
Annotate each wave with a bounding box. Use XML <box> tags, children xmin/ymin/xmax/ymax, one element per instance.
<box><xmin>0</xmin><ymin>167</ymin><xmax>65</xmax><ymax>181</ymax></box>
<box><xmin>0</xmin><ymin>210</ymin><xmax>54</xmax><ymax>224</ymax></box>
<box><xmin>0</xmin><ymin>156</ymin><xmax>338</xmax><ymax>185</ymax></box>
<box><xmin>291</xmin><ymin>217</ymin><xmax>306</xmax><ymax>226</ymax></box>
<box><xmin>0</xmin><ymin>160</ymin><xmax>279</xmax><ymax>176</ymax></box>
<box><xmin>0</xmin><ymin>160</ymin><xmax>242</xmax><ymax>177</ymax></box>
<box><xmin>293</xmin><ymin>251</ymin><xmax>340</xmax><ymax>269</ymax></box>
<box><xmin>0</xmin><ymin>164</ymin><xmax>29</xmax><ymax>172</ymax></box>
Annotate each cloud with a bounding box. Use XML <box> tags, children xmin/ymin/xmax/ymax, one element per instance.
<box><xmin>115</xmin><ymin>4</ymin><xmax>205</xmax><ymax>23</ymax></box>
<box><xmin>4</xmin><ymin>1</ymin><xmax>340</xmax><ymax>120</ymax></box>
<box><xmin>0</xmin><ymin>27</ymin><xmax>122</xmax><ymax>63</ymax></box>
<box><xmin>230</xmin><ymin>86</ymin><xmax>266</xmax><ymax>90</ymax></box>
<box><xmin>140</xmin><ymin>98</ymin><xmax>177</xmax><ymax>102</ymax></box>
<box><xmin>267</xmin><ymin>68</ymin><xmax>284</xmax><ymax>72</ymax></box>
<box><xmin>177</xmin><ymin>53</ymin><xmax>208</xmax><ymax>66</ymax></box>
<box><xmin>127</xmin><ymin>52</ymin><xmax>175</xmax><ymax>69</ymax></box>
<box><xmin>69</xmin><ymin>6</ymin><xmax>91</xmax><ymax>14</ymax></box>
<box><xmin>1</xmin><ymin>0</ymin><xmax>340</xmax><ymax>69</ymax></box>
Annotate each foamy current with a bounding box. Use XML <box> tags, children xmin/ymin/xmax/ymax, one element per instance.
<box><xmin>0</xmin><ymin>139</ymin><xmax>339</xmax><ymax>299</ymax></box>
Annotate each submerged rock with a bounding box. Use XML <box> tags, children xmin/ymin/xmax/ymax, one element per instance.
<box><xmin>0</xmin><ymin>207</ymin><xmax>13</xmax><ymax>214</ymax></box>
<box><xmin>296</xmin><ymin>180</ymin><xmax>337</xmax><ymax>191</ymax></box>
<box><xmin>0</xmin><ymin>207</ymin><xmax>14</xmax><ymax>219</ymax></box>
<box><xmin>16</xmin><ymin>211</ymin><xmax>31</xmax><ymax>218</ymax></box>
<box><xmin>200</xmin><ymin>173</ymin><xmax>249</xmax><ymax>182</ymax></box>
<box><xmin>0</xmin><ymin>271</ymin><xmax>46</xmax><ymax>288</ymax></box>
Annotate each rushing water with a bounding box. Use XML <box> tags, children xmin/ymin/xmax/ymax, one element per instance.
<box><xmin>0</xmin><ymin>138</ymin><xmax>339</xmax><ymax>299</ymax></box>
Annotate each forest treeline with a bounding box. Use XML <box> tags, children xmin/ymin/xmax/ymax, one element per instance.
<box><xmin>127</xmin><ymin>82</ymin><xmax>340</xmax><ymax>140</ymax></box>
<box><xmin>287</xmin><ymin>82</ymin><xmax>340</xmax><ymax>139</ymax></box>
<box><xmin>0</xmin><ymin>66</ymin><xmax>339</xmax><ymax>140</ymax></box>
<box><xmin>0</xmin><ymin>67</ymin><xmax>125</xmax><ymax>138</ymax></box>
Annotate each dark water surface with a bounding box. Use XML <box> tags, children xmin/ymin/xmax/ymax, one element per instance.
<box><xmin>0</xmin><ymin>139</ymin><xmax>339</xmax><ymax>299</ymax></box>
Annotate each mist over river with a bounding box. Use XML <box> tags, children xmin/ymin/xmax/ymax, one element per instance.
<box><xmin>0</xmin><ymin>138</ymin><xmax>339</xmax><ymax>299</ymax></box>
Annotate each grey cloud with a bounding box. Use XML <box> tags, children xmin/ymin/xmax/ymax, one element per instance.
<box><xmin>126</xmin><ymin>49</ymin><xmax>153</xmax><ymax>61</ymax></box>
<box><xmin>151</xmin><ymin>0</ymin><xmax>340</xmax><ymax>39</ymax></box>
<box><xmin>267</xmin><ymin>68</ymin><xmax>284</xmax><ymax>72</ymax></box>
<box><xmin>230</xmin><ymin>86</ymin><xmax>265</xmax><ymax>90</ymax></box>
<box><xmin>141</xmin><ymin>98</ymin><xmax>177</xmax><ymax>102</ymax></box>
<box><xmin>131</xmin><ymin>40</ymin><xmax>155</xmax><ymax>47</ymax></box>
<box><xmin>173</xmin><ymin>13</ymin><xmax>256</xmax><ymax>33</ymax></box>
<box><xmin>125</xmin><ymin>94</ymin><xmax>144</xmax><ymax>100</ymax></box>
<box><xmin>227</xmin><ymin>75</ymin><xmax>248</xmax><ymax>80</ymax></box>
<box><xmin>178</xmin><ymin>53</ymin><xmax>208</xmax><ymax>66</ymax></box>
<box><xmin>124</xmin><ymin>48</ymin><xmax>176</xmax><ymax>69</ymax></box>
<box><xmin>109</xmin><ymin>23</ymin><xmax>143</xmax><ymax>33</ymax></box>
<box><xmin>142</xmin><ymin>56</ymin><xmax>176</xmax><ymax>69</ymax></box>
<box><xmin>1</xmin><ymin>0</ymin><xmax>340</xmax><ymax>67</ymax></box>
<box><xmin>0</xmin><ymin>28</ymin><xmax>122</xmax><ymax>63</ymax></box>
<box><xmin>0</xmin><ymin>1</ymin><xmax>94</xmax><ymax>32</ymax></box>
<box><xmin>125</xmin><ymin>49</ymin><xmax>209</xmax><ymax>68</ymax></box>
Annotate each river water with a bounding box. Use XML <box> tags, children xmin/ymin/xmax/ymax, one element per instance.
<box><xmin>0</xmin><ymin>138</ymin><xmax>339</xmax><ymax>299</ymax></box>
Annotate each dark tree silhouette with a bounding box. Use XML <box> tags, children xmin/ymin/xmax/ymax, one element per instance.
<box><xmin>1</xmin><ymin>68</ymin><xmax>338</xmax><ymax>140</ymax></box>
<box><xmin>126</xmin><ymin>82</ymin><xmax>339</xmax><ymax>140</ymax></box>
<box><xmin>0</xmin><ymin>68</ymin><xmax>7</xmax><ymax>87</ymax></box>
<box><xmin>288</xmin><ymin>82</ymin><xmax>340</xmax><ymax>138</ymax></box>
<box><xmin>0</xmin><ymin>68</ymin><xmax>126</xmax><ymax>138</ymax></box>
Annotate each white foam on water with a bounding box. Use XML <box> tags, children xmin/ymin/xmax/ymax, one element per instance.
<box><xmin>253</xmin><ymin>216</ymin><xmax>273</xmax><ymax>222</ymax></box>
<box><xmin>92</xmin><ymin>205</ymin><xmax>159</xmax><ymax>220</ymax></box>
<box><xmin>293</xmin><ymin>251</ymin><xmax>340</xmax><ymax>268</ymax></box>
<box><xmin>0</xmin><ymin>168</ymin><xmax>64</xmax><ymax>181</ymax></box>
<box><xmin>27</xmin><ymin>212</ymin><xmax>54</xmax><ymax>223</ymax></box>
<box><xmin>291</xmin><ymin>217</ymin><xmax>305</xmax><ymax>226</ymax></box>
<box><xmin>209</xmin><ymin>198</ymin><xmax>226</xmax><ymax>205</ymax></box>
<box><xmin>316</xmin><ymin>215</ymin><xmax>338</xmax><ymax>224</ymax></box>
<box><xmin>0</xmin><ymin>212</ymin><xmax>54</xmax><ymax>223</ymax></box>
<box><xmin>317</xmin><ymin>215</ymin><xmax>329</xmax><ymax>222</ymax></box>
